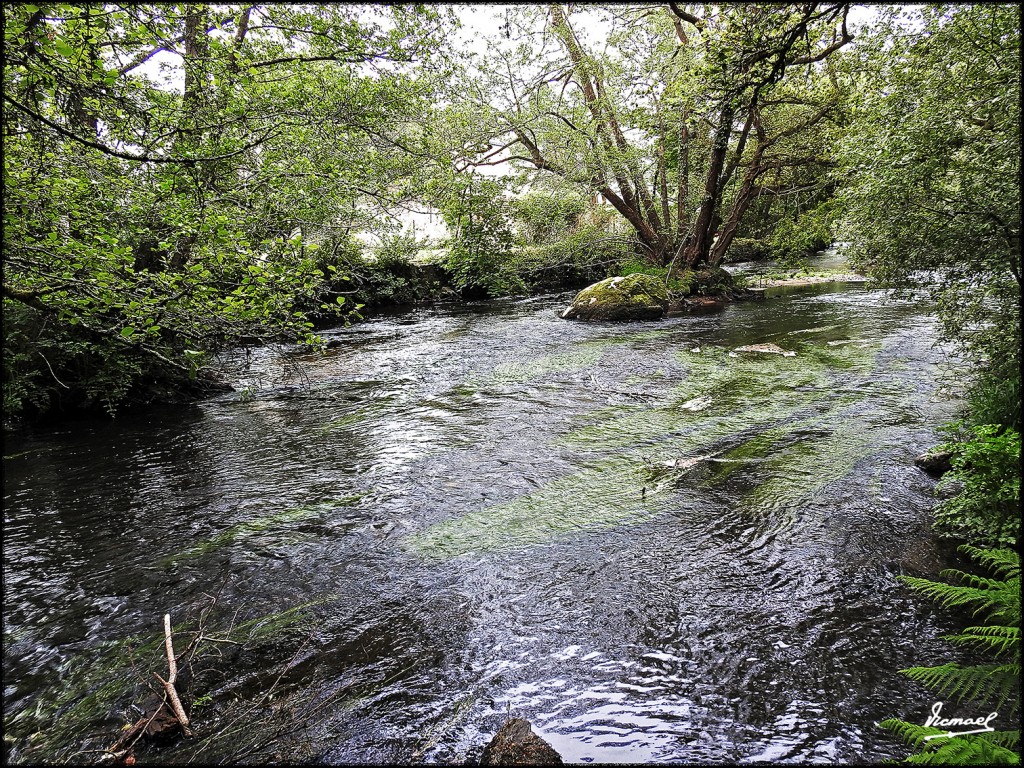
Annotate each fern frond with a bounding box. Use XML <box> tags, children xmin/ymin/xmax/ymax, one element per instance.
<box><xmin>884</xmin><ymin>720</ymin><xmax>1019</xmax><ymax>765</ymax></box>
<box><xmin>901</xmin><ymin>663</ymin><xmax>1020</xmax><ymax>710</ymax></box>
<box><xmin>934</xmin><ymin>572</ymin><xmax>1007</xmax><ymax>592</ymax></box>
<box><xmin>882</xmin><ymin>720</ymin><xmax>1022</xmax><ymax>764</ymax></box>
<box><xmin>978</xmin><ymin>730</ymin><xmax>1021</xmax><ymax>750</ymax></box>
<box><xmin>880</xmin><ymin>718</ymin><xmax>948</xmax><ymax>748</ymax></box>
<box><xmin>904</xmin><ymin>737</ymin><xmax>1020</xmax><ymax>765</ymax></box>
<box><xmin>944</xmin><ymin>625</ymin><xmax>1021</xmax><ymax>656</ymax></box>
<box><xmin>898</xmin><ymin>575</ymin><xmax>1020</xmax><ymax>622</ymax></box>
<box><xmin>958</xmin><ymin>546</ymin><xmax>1020</xmax><ymax>580</ymax></box>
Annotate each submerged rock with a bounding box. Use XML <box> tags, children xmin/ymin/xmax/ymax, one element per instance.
<box><xmin>480</xmin><ymin>718</ymin><xmax>563</xmax><ymax>765</ymax></box>
<box><xmin>735</xmin><ymin>343</ymin><xmax>796</xmax><ymax>357</ymax></box>
<box><xmin>915</xmin><ymin>450</ymin><xmax>953</xmax><ymax>477</ymax></box>
<box><xmin>561</xmin><ymin>274</ymin><xmax>667</xmax><ymax>321</ymax></box>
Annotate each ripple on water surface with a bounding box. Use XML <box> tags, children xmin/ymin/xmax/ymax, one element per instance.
<box><xmin>2</xmin><ymin>283</ymin><xmax>970</xmax><ymax>764</ymax></box>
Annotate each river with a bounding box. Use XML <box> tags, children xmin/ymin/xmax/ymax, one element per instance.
<box><xmin>3</xmin><ymin>276</ymin><xmax>971</xmax><ymax>764</ymax></box>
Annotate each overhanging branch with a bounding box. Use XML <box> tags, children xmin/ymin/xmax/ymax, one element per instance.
<box><xmin>4</xmin><ymin>94</ymin><xmax>278</xmax><ymax>165</ymax></box>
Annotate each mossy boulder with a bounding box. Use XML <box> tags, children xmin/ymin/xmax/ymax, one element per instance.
<box><xmin>560</xmin><ymin>273</ymin><xmax>667</xmax><ymax>321</ymax></box>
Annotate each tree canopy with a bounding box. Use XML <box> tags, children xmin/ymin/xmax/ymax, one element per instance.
<box><xmin>837</xmin><ymin>4</ymin><xmax>1021</xmax><ymax>397</ymax></box>
<box><xmin>2</xmin><ymin>2</ymin><xmax>1020</xmax><ymax>425</ymax></box>
<box><xmin>443</xmin><ymin>3</ymin><xmax>852</xmax><ymax>270</ymax></box>
<box><xmin>3</xmin><ymin>3</ymin><xmax>449</xmax><ymax>417</ymax></box>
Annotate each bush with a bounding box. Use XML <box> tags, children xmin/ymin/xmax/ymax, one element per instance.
<box><xmin>770</xmin><ymin>205</ymin><xmax>834</xmax><ymax>265</ymax></box>
<box><xmin>439</xmin><ymin>179</ymin><xmax>524</xmax><ymax>296</ymax></box>
<box><xmin>311</xmin><ymin>232</ymin><xmax>448</xmax><ymax>308</ymax></box>
<box><xmin>511</xmin><ymin>191</ymin><xmax>588</xmax><ymax>245</ymax></box>
<box><xmin>723</xmin><ymin>237</ymin><xmax>772</xmax><ymax>263</ymax></box>
<box><xmin>2</xmin><ymin>300</ymin><xmax>195</xmax><ymax>427</ymax></box>
<box><xmin>936</xmin><ymin>424</ymin><xmax>1021</xmax><ymax>547</ymax></box>
<box><xmin>968</xmin><ymin>371</ymin><xmax>1021</xmax><ymax>433</ymax></box>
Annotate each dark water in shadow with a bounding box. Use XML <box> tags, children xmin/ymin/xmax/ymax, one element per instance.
<box><xmin>3</xmin><ymin>281</ymin><xmax>972</xmax><ymax>764</ymax></box>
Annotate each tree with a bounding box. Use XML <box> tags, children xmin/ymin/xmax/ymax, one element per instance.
<box><xmin>2</xmin><ymin>3</ymin><xmax>450</xmax><ymax>421</ymax></box>
<box><xmin>836</xmin><ymin>4</ymin><xmax>1021</xmax><ymax>401</ymax></box>
<box><xmin>445</xmin><ymin>3</ymin><xmax>853</xmax><ymax>273</ymax></box>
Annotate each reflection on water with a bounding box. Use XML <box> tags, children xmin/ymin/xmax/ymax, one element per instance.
<box><xmin>3</xmin><ymin>278</ymin><xmax>972</xmax><ymax>764</ymax></box>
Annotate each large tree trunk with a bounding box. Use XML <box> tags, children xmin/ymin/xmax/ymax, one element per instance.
<box><xmin>679</xmin><ymin>100</ymin><xmax>735</xmax><ymax>269</ymax></box>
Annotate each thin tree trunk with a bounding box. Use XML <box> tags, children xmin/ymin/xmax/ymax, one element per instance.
<box><xmin>710</xmin><ymin>147</ymin><xmax>767</xmax><ymax>266</ymax></box>
<box><xmin>676</xmin><ymin>111</ymin><xmax>690</xmax><ymax>239</ymax></box>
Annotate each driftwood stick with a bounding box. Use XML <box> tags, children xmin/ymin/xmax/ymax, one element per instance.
<box><xmin>154</xmin><ymin>672</ymin><xmax>192</xmax><ymax>736</ymax></box>
<box><xmin>163</xmin><ymin>614</ymin><xmax>178</xmax><ymax>681</ymax></box>
<box><xmin>158</xmin><ymin>614</ymin><xmax>193</xmax><ymax>736</ymax></box>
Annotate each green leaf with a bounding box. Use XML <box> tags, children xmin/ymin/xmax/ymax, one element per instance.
<box><xmin>120</xmin><ymin>326</ymin><xmax>135</xmax><ymax>337</ymax></box>
<box><xmin>53</xmin><ymin>40</ymin><xmax>76</xmax><ymax>58</ymax></box>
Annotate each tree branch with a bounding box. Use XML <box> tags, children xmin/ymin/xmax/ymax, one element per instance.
<box><xmin>4</xmin><ymin>93</ymin><xmax>278</xmax><ymax>165</ymax></box>
<box><xmin>792</xmin><ymin>6</ymin><xmax>853</xmax><ymax>65</ymax></box>
<box><xmin>667</xmin><ymin>2</ymin><xmax>705</xmax><ymax>31</ymax></box>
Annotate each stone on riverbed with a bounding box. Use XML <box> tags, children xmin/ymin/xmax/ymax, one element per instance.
<box><xmin>480</xmin><ymin>718</ymin><xmax>563</xmax><ymax>765</ymax></box>
<box><xmin>561</xmin><ymin>274</ymin><xmax>667</xmax><ymax>321</ymax></box>
<box><xmin>735</xmin><ymin>343</ymin><xmax>796</xmax><ymax>356</ymax></box>
<box><xmin>914</xmin><ymin>449</ymin><xmax>953</xmax><ymax>477</ymax></box>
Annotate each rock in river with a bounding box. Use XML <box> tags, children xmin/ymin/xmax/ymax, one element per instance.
<box><xmin>735</xmin><ymin>342</ymin><xmax>796</xmax><ymax>356</ymax></box>
<box><xmin>914</xmin><ymin>449</ymin><xmax>953</xmax><ymax>477</ymax></box>
<box><xmin>560</xmin><ymin>273</ymin><xmax>667</xmax><ymax>321</ymax></box>
<box><xmin>480</xmin><ymin>718</ymin><xmax>563</xmax><ymax>765</ymax></box>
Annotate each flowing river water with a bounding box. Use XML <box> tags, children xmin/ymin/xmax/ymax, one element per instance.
<box><xmin>3</xmin><ymin>273</ymin><xmax>974</xmax><ymax>764</ymax></box>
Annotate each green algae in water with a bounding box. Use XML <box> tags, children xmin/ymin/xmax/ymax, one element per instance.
<box><xmin>163</xmin><ymin>495</ymin><xmax>365</xmax><ymax>564</ymax></box>
<box><xmin>490</xmin><ymin>343</ymin><xmax>608</xmax><ymax>383</ymax></box>
<box><xmin>404</xmin><ymin>389</ymin><xmax>853</xmax><ymax>559</ymax></box>
<box><xmin>486</xmin><ymin>327</ymin><xmax>681</xmax><ymax>386</ymax></box>
<box><xmin>317</xmin><ymin>396</ymin><xmax>398</xmax><ymax>433</ymax></box>
<box><xmin>561</xmin><ymin>342</ymin><xmax>881</xmax><ymax>452</ymax></box>
<box><xmin>5</xmin><ymin>602</ymin><xmax>319</xmax><ymax>764</ymax></box>
<box><xmin>732</xmin><ymin>421</ymin><xmax>902</xmax><ymax>542</ymax></box>
<box><xmin>403</xmin><ymin>454</ymin><xmax>661</xmax><ymax>559</ymax></box>
<box><xmin>405</xmin><ymin>341</ymin><xmax>890</xmax><ymax>559</ymax></box>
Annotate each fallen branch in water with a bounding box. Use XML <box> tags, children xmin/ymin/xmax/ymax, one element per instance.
<box><xmin>101</xmin><ymin>614</ymin><xmax>192</xmax><ymax>764</ymax></box>
<box><xmin>155</xmin><ymin>613</ymin><xmax>193</xmax><ymax>737</ymax></box>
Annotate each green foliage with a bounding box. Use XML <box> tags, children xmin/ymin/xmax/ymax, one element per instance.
<box><xmin>967</xmin><ymin>371</ymin><xmax>1021</xmax><ymax>433</ymax></box>
<box><xmin>883</xmin><ymin>547</ymin><xmax>1021</xmax><ymax>764</ymax></box>
<box><xmin>3</xmin><ymin>300</ymin><xmax>152</xmax><ymax>422</ymax></box>
<box><xmin>438</xmin><ymin>177</ymin><xmax>523</xmax><ymax>296</ymax></box>
<box><xmin>511</xmin><ymin>192</ymin><xmax>588</xmax><ymax>246</ymax></box>
<box><xmin>837</xmin><ymin>4</ymin><xmax>1021</xmax><ymax>376</ymax></box>
<box><xmin>935</xmin><ymin>425</ymin><xmax>1021</xmax><ymax>547</ymax></box>
<box><xmin>374</xmin><ymin>232</ymin><xmax>422</xmax><ymax>271</ymax></box>
<box><xmin>2</xmin><ymin>3</ymin><xmax>450</xmax><ymax>423</ymax></box>
<box><xmin>770</xmin><ymin>204</ymin><xmax>834</xmax><ymax>265</ymax></box>
<box><xmin>723</xmin><ymin>237</ymin><xmax>771</xmax><ymax>263</ymax></box>
<box><xmin>880</xmin><ymin>719</ymin><xmax>1020</xmax><ymax>765</ymax></box>
<box><xmin>438</xmin><ymin>5</ymin><xmax>849</xmax><ymax>267</ymax></box>
<box><xmin>312</xmin><ymin>233</ymin><xmax>442</xmax><ymax>308</ymax></box>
